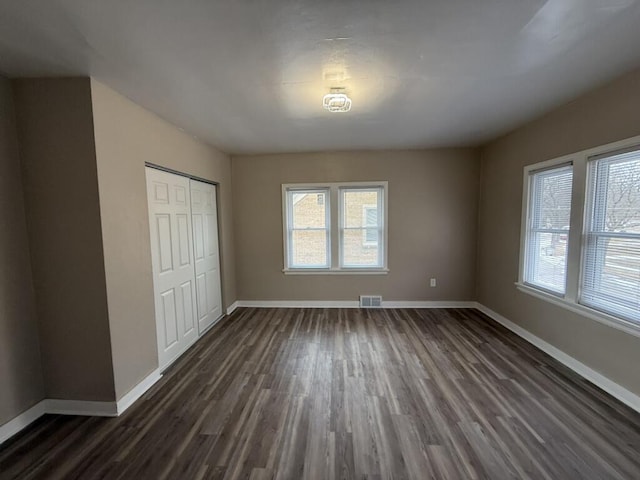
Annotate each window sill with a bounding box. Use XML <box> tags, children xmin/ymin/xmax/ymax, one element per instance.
<box><xmin>514</xmin><ymin>282</ymin><xmax>640</xmax><ymax>339</ymax></box>
<box><xmin>283</xmin><ymin>268</ymin><xmax>389</xmax><ymax>275</ymax></box>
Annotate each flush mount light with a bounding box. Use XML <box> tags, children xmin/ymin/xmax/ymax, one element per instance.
<box><xmin>322</xmin><ymin>89</ymin><xmax>352</xmax><ymax>113</ymax></box>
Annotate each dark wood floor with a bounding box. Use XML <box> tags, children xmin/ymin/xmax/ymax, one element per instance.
<box><xmin>1</xmin><ymin>308</ymin><xmax>640</xmax><ymax>479</ymax></box>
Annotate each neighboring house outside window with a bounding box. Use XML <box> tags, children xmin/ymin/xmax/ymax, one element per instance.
<box><xmin>362</xmin><ymin>205</ymin><xmax>378</xmax><ymax>247</ymax></box>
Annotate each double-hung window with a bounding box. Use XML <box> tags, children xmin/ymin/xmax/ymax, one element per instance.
<box><xmin>519</xmin><ymin>136</ymin><xmax>640</xmax><ymax>334</ymax></box>
<box><xmin>581</xmin><ymin>149</ymin><xmax>640</xmax><ymax>321</ymax></box>
<box><xmin>283</xmin><ymin>182</ymin><xmax>388</xmax><ymax>273</ymax></box>
<box><xmin>340</xmin><ymin>187</ymin><xmax>384</xmax><ymax>267</ymax></box>
<box><xmin>523</xmin><ymin>164</ymin><xmax>573</xmax><ymax>295</ymax></box>
<box><xmin>284</xmin><ymin>188</ymin><xmax>330</xmax><ymax>269</ymax></box>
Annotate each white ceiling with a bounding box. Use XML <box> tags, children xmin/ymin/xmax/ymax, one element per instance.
<box><xmin>1</xmin><ymin>0</ymin><xmax>640</xmax><ymax>154</ymax></box>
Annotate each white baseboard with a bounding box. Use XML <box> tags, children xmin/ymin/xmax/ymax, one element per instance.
<box><xmin>115</xmin><ymin>369</ymin><xmax>162</xmax><ymax>415</ymax></box>
<box><xmin>382</xmin><ymin>301</ymin><xmax>476</xmax><ymax>308</ymax></box>
<box><xmin>237</xmin><ymin>300</ymin><xmax>359</xmax><ymax>308</ymax></box>
<box><xmin>235</xmin><ymin>300</ymin><xmax>477</xmax><ymax>309</ymax></box>
<box><xmin>0</xmin><ymin>368</ymin><xmax>162</xmax><ymax>445</ymax></box>
<box><xmin>475</xmin><ymin>303</ymin><xmax>640</xmax><ymax>414</ymax></box>
<box><xmin>0</xmin><ymin>399</ymin><xmax>117</xmax><ymax>445</ymax></box>
<box><xmin>226</xmin><ymin>301</ymin><xmax>239</xmax><ymax>315</ymax></box>
<box><xmin>0</xmin><ymin>401</ymin><xmax>46</xmax><ymax>444</ymax></box>
<box><xmin>43</xmin><ymin>399</ymin><xmax>118</xmax><ymax>417</ymax></box>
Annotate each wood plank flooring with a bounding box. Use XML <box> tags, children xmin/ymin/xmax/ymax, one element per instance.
<box><xmin>1</xmin><ymin>307</ymin><xmax>640</xmax><ymax>479</ymax></box>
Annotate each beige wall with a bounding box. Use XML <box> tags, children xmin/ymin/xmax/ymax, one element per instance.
<box><xmin>477</xmin><ymin>67</ymin><xmax>640</xmax><ymax>397</ymax></box>
<box><xmin>0</xmin><ymin>77</ymin><xmax>44</xmax><ymax>425</ymax></box>
<box><xmin>232</xmin><ymin>150</ymin><xmax>479</xmax><ymax>301</ymax></box>
<box><xmin>90</xmin><ymin>80</ymin><xmax>236</xmax><ymax>399</ymax></box>
<box><xmin>13</xmin><ymin>78</ymin><xmax>116</xmax><ymax>401</ymax></box>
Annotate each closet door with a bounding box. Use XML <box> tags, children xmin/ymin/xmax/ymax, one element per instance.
<box><xmin>190</xmin><ymin>179</ymin><xmax>223</xmax><ymax>334</ymax></box>
<box><xmin>146</xmin><ymin>168</ymin><xmax>198</xmax><ymax>370</ymax></box>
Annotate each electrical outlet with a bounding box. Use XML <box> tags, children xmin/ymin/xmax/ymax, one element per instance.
<box><xmin>430</xmin><ymin>278</ymin><xmax>437</xmax><ymax>287</ymax></box>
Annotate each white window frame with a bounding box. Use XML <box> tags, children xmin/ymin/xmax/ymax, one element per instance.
<box><xmin>581</xmin><ymin>148</ymin><xmax>640</xmax><ymax>321</ymax></box>
<box><xmin>517</xmin><ymin>134</ymin><xmax>640</xmax><ymax>338</ymax></box>
<box><xmin>522</xmin><ymin>163</ymin><xmax>573</xmax><ymax>296</ymax></box>
<box><xmin>284</xmin><ymin>187</ymin><xmax>331</xmax><ymax>269</ymax></box>
<box><xmin>282</xmin><ymin>181</ymin><xmax>388</xmax><ymax>274</ymax></box>
<box><xmin>339</xmin><ymin>187</ymin><xmax>385</xmax><ymax>268</ymax></box>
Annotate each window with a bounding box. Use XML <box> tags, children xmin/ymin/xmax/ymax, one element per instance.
<box><xmin>523</xmin><ymin>164</ymin><xmax>573</xmax><ymax>295</ymax></box>
<box><xmin>284</xmin><ymin>188</ymin><xmax>330</xmax><ymax>269</ymax></box>
<box><xmin>518</xmin><ymin>136</ymin><xmax>640</xmax><ymax>334</ymax></box>
<box><xmin>283</xmin><ymin>182</ymin><xmax>388</xmax><ymax>273</ymax></box>
<box><xmin>341</xmin><ymin>188</ymin><xmax>384</xmax><ymax>267</ymax></box>
<box><xmin>581</xmin><ymin>149</ymin><xmax>640</xmax><ymax>321</ymax></box>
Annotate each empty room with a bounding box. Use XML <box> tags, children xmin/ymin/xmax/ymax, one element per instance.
<box><xmin>1</xmin><ymin>1</ymin><xmax>640</xmax><ymax>479</ymax></box>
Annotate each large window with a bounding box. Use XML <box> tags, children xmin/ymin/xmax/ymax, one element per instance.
<box><xmin>581</xmin><ymin>149</ymin><xmax>640</xmax><ymax>321</ymax></box>
<box><xmin>523</xmin><ymin>164</ymin><xmax>573</xmax><ymax>295</ymax></box>
<box><xmin>283</xmin><ymin>182</ymin><xmax>388</xmax><ymax>273</ymax></box>
<box><xmin>519</xmin><ymin>137</ymin><xmax>640</xmax><ymax>333</ymax></box>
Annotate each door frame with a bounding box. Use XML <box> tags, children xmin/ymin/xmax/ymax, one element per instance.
<box><xmin>145</xmin><ymin>162</ymin><xmax>219</xmax><ymax>188</ymax></box>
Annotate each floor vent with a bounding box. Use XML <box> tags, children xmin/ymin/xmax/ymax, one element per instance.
<box><xmin>360</xmin><ymin>295</ymin><xmax>382</xmax><ymax>308</ymax></box>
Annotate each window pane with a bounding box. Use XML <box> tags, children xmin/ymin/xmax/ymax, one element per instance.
<box><xmin>365</xmin><ymin>207</ymin><xmax>377</xmax><ymax>226</ymax></box>
<box><xmin>598</xmin><ymin>155</ymin><xmax>640</xmax><ymax>233</ymax></box>
<box><xmin>528</xmin><ymin>232</ymin><xmax>569</xmax><ymax>292</ymax></box>
<box><xmin>340</xmin><ymin>187</ymin><xmax>384</xmax><ymax>268</ymax></box>
<box><xmin>582</xmin><ymin>237</ymin><xmax>640</xmax><ymax>315</ymax></box>
<box><xmin>291</xmin><ymin>192</ymin><xmax>327</xmax><ymax>228</ymax></box>
<box><xmin>291</xmin><ymin>230</ymin><xmax>328</xmax><ymax>267</ymax></box>
<box><xmin>343</xmin><ymin>190</ymin><xmax>379</xmax><ymax>227</ymax></box>
<box><xmin>581</xmin><ymin>150</ymin><xmax>640</xmax><ymax>322</ymax></box>
<box><xmin>342</xmin><ymin>229</ymin><xmax>380</xmax><ymax>266</ymax></box>
<box><xmin>533</xmin><ymin>169</ymin><xmax>573</xmax><ymax>230</ymax></box>
<box><xmin>524</xmin><ymin>165</ymin><xmax>573</xmax><ymax>294</ymax></box>
<box><xmin>287</xmin><ymin>189</ymin><xmax>329</xmax><ymax>269</ymax></box>
<box><xmin>365</xmin><ymin>227</ymin><xmax>377</xmax><ymax>244</ymax></box>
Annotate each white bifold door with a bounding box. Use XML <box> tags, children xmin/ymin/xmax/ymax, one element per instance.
<box><xmin>146</xmin><ymin>168</ymin><xmax>223</xmax><ymax>370</ymax></box>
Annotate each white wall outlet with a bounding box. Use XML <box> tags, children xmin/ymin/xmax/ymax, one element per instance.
<box><xmin>430</xmin><ymin>278</ymin><xmax>437</xmax><ymax>287</ymax></box>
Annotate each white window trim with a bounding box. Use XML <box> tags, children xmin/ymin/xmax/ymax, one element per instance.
<box><xmin>283</xmin><ymin>187</ymin><xmax>331</xmax><ymax>269</ymax></box>
<box><xmin>521</xmin><ymin>162</ymin><xmax>573</xmax><ymax>296</ymax></box>
<box><xmin>518</xmin><ymin>134</ymin><xmax>640</xmax><ymax>338</ymax></box>
<box><xmin>339</xmin><ymin>187</ymin><xmax>385</xmax><ymax>268</ymax></box>
<box><xmin>282</xmin><ymin>181</ymin><xmax>389</xmax><ymax>274</ymax></box>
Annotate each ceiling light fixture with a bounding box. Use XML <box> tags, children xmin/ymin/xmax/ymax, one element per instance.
<box><xmin>322</xmin><ymin>88</ymin><xmax>352</xmax><ymax>113</ymax></box>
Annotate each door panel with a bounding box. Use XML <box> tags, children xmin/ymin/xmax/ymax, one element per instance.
<box><xmin>147</xmin><ymin>168</ymin><xmax>198</xmax><ymax>370</ymax></box>
<box><xmin>175</xmin><ymin>185</ymin><xmax>188</xmax><ymax>205</ymax></box>
<box><xmin>156</xmin><ymin>214</ymin><xmax>173</xmax><ymax>272</ymax></box>
<box><xmin>180</xmin><ymin>281</ymin><xmax>195</xmax><ymax>335</ymax></box>
<box><xmin>190</xmin><ymin>180</ymin><xmax>223</xmax><ymax>334</ymax></box>
<box><xmin>193</xmin><ymin>215</ymin><xmax>205</xmax><ymax>260</ymax></box>
<box><xmin>176</xmin><ymin>214</ymin><xmax>191</xmax><ymax>266</ymax></box>
<box><xmin>160</xmin><ymin>288</ymin><xmax>178</xmax><ymax>348</ymax></box>
<box><xmin>206</xmin><ymin>214</ymin><xmax>218</xmax><ymax>257</ymax></box>
<box><xmin>196</xmin><ymin>272</ymin><xmax>207</xmax><ymax>319</ymax></box>
<box><xmin>153</xmin><ymin>181</ymin><xmax>169</xmax><ymax>203</ymax></box>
